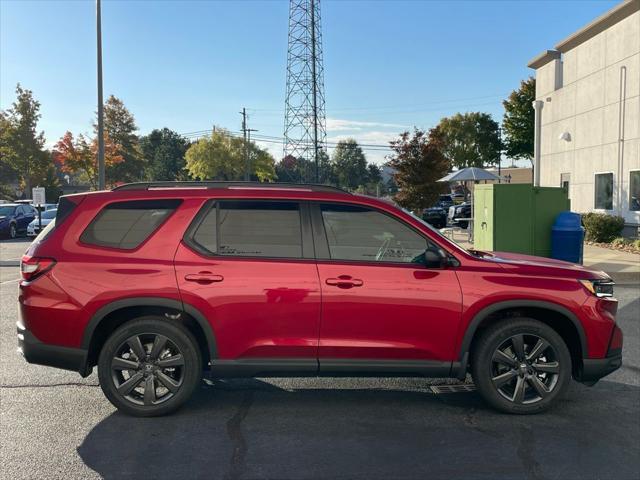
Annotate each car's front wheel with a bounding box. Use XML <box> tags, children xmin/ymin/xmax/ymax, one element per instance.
<box><xmin>9</xmin><ymin>223</ymin><xmax>17</xmax><ymax>239</ymax></box>
<box><xmin>471</xmin><ymin>318</ymin><xmax>571</xmax><ymax>414</ymax></box>
<box><xmin>98</xmin><ymin>317</ymin><xmax>202</xmax><ymax>417</ymax></box>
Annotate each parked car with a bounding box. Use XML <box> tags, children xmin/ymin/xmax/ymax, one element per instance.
<box><xmin>18</xmin><ymin>182</ymin><xmax>622</xmax><ymax>416</ymax></box>
<box><xmin>448</xmin><ymin>202</ymin><xmax>472</xmax><ymax>229</ymax></box>
<box><xmin>437</xmin><ymin>194</ymin><xmax>454</xmax><ymax>210</ymax></box>
<box><xmin>422</xmin><ymin>206</ymin><xmax>447</xmax><ymax>229</ymax></box>
<box><xmin>27</xmin><ymin>208</ymin><xmax>57</xmax><ymax>237</ymax></box>
<box><xmin>0</xmin><ymin>203</ymin><xmax>37</xmax><ymax>238</ymax></box>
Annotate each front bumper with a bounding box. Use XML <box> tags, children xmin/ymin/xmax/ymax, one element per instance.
<box><xmin>17</xmin><ymin>320</ymin><xmax>91</xmax><ymax>376</ymax></box>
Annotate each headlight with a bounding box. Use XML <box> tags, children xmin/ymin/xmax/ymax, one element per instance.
<box><xmin>579</xmin><ymin>279</ymin><xmax>615</xmax><ymax>298</ymax></box>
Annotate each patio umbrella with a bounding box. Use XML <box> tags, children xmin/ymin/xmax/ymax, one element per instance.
<box><xmin>437</xmin><ymin>167</ymin><xmax>501</xmax><ymax>183</ymax></box>
<box><xmin>437</xmin><ymin>167</ymin><xmax>500</xmax><ymax>241</ymax></box>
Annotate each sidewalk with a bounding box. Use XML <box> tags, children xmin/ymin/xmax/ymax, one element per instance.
<box><xmin>582</xmin><ymin>244</ymin><xmax>639</xmax><ymax>284</ymax></box>
<box><xmin>447</xmin><ymin>230</ymin><xmax>639</xmax><ymax>284</ymax></box>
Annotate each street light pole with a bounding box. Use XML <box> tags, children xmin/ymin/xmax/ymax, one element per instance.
<box><xmin>96</xmin><ymin>0</ymin><xmax>105</xmax><ymax>190</ymax></box>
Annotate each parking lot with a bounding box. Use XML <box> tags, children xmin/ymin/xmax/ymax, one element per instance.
<box><xmin>1</xmin><ymin>237</ymin><xmax>639</xmax><ymax>480</ymax></box>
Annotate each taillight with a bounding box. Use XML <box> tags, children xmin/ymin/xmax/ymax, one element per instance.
<box><xmin>20</xmin><ymin>255</ymin><xmax>56</xmax><ymax>282</ymax></box>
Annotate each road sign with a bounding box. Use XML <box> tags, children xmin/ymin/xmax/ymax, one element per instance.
<box><xmin>32</xmin><ymin>187</ymin><xmax>46</xmax><ymax>206</ymax></box>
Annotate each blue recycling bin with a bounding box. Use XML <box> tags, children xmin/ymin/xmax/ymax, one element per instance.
<box><xmin>551</xmin><ymin>212</ymin><xmax>584</xmax><ymax>264</ymax></box>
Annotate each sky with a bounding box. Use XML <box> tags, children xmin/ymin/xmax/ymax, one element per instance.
<box><xmin>0</xmin><ymin>0</ymin><xmax>621</xmax><ymax>165</ymax></box>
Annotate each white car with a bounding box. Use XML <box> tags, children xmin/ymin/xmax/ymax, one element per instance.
<box><xmin>27</xmin><ymin>208</ymin><xmax>57</xmax><ymax>237</ymax></box>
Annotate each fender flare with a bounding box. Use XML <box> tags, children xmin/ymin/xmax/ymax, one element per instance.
<box><xmin>81</xmin><ymin>296</ymin><xmax>217</xmax><ymax>360</ymax></box>
<box><xmin>458</xmin><ymin>299</ymin><xmax>588</xmax><ymax>361</ymax></box>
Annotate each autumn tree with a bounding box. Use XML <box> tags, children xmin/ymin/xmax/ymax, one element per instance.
<box><xmin>53</xmin><ymin>131</ymin><xmax>123</xmax><ymax>190</ymax></box>
<box><xmin>100</xmin><ymin>95</ymin><xmax>144</xmax><ymax>184</ymax></box>
<box><xmin>185</xmin><ymin>129</ymin><xmax>275</xmax><ymax>181</ymax></box>
<box><xmin>502</xmin><ymin>77</ymin><xmax>535</xmax><ymax>163</ymax></box>
<box><xmin>388</xmin><ymin>128</ymin><xmax>450</xmax><ymax>211</ymax></box>
<box><xmin>437</xmin><ymin>112</ymin><xmax>502</xmax><ymax>168</ymax></box>
<box><xmin>0</xmin><ymin>84</ymin><xmax>51</xmax><ymax>198</ymax></box>
<box><xmin>331</xmin><ymin>139</ymin><xmax>369</xmax><ymax>190</ymax></box>
<box><xmin>140</xmin><ymin>128</ymin><xmax>190</xmax><ymax>181</ymax></box>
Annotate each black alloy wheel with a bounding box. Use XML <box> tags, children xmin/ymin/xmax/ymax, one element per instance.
<box><xmin>98</xmin><ymin>317</ymin><xmax>202</xmax><ymax>417</ymax></box>
<box><xmin>472</xmin><ymin>318</ymin><xmax>571</xmax><ymax>414</ymax></box>
<box><xmin>491</xmin><ymin>333</ymin><xmax>560</xmax><ymax>404</ymax></box>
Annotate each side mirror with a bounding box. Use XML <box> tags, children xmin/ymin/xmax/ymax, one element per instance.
<box><xmin>420</xmin><ymin>247</ymin><xmax>448</xmax><ymax>269</ymax></box>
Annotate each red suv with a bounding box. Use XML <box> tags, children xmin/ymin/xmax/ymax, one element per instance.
<box><xmin>17</xmin><ymin>182</ymin><xmax>623</xmax><ymax>416</ymax></box>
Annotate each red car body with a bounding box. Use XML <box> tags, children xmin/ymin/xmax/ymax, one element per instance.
<box><xmin>17</xmin><ymin>183</ymin><xmax>622</xmax><ymax>389</ymax></box>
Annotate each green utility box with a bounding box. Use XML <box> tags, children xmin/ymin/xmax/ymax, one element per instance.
<box><xmin>473</xmin><ymin>184</ymin><xmax>570</xmax><ymax>257</ymax></box>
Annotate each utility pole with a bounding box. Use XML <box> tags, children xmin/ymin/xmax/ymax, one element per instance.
<box><xmin>240</xmin><ymin>108</ymin><xmax>249</xmax><ymax>181</ymax></box>
<box><xmin>96</xmin><ymin>0</ymin><xmax>105</xmax><ymax>190</ymax></box>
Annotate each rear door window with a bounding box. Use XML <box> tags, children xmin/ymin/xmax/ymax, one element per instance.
<box><xmin>81</xmin><ymin>199</ymin><xmax>181</xmax><ymax>250</ymax></box>
<box><xmin>190</xmin><ymin>200</ymin><xmax>303</xmax><ymax>258</ymax></box>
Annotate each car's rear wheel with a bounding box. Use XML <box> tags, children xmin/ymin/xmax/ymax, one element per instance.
<box><xmin>98</xmin><ymin>316</ymin><xmax>202</xmax><ymax>417</ymax></box>
<box><xmin>471</xmin><ymin>318</ymin><xmax>571</xmax><ymax>414</ymax></box>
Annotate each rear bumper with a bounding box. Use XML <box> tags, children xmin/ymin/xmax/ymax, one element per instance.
<box><xmin>16</xmin><ymin>320</ymin><xmax>91</xmax><ymax>377</ymax></box>
<box><xmin>578</xmin><ymin>354</ymin><xmax>622</xmax><ymax>384</ymax></box>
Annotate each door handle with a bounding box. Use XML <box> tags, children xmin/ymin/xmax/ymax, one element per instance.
<box><xmin>325</xmin><ymin>276</ymin><xmax>363</xmax><ymax>288</ymax></box>
<box><xmin>184</xmin><ymin>272</ymin><xmax>224</xmax><ymax>284</ymax></box>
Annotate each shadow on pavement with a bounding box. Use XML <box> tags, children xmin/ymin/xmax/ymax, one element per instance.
<box><xmin>77</xmin><ymin>378</ymin><xmax>640</xmax><ymax>480</ymax></box>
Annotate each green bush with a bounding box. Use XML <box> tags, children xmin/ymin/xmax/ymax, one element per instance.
<box><xmin>582</xmin><ymin>213</ymin><xmax>625</xmax><ymax>243</ymax></box>
<box><xmin>611</xmin><ymin>237</ymin><xmax>628</xmax><ymax>247</ymax></box>
<box><xmin>634</xmin><ymin>239</ymin><xmax>640</xmax><ymax>250</ymax></box>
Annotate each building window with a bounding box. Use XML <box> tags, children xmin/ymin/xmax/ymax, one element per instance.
<box><xmin>630</xmin><ymin>171</ymin><xmax>640</xmax><ymax>212</ymax></box>
<box><xmin>594</xmin><ymin>173</ymin><xmax>613</xmax><ymax>210</ymax></box>
<box><xmin>560</xmin><ymin>173</ymin><xmax>570</xmax><ymax>191</ymax></box>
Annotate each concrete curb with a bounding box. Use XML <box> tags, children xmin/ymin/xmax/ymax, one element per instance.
<box><xmin>0</xmin><ymin>261</ymin><xmax>20</xmax><ymax>267</ymax></box>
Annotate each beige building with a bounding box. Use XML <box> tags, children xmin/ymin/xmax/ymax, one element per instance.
<box><xmin>528</xmin><ymin>0</ymin><xmax>640</xmax><ymax>232</ymax></box>
<box><xmin>485</xmin><ymin>167</ymin><xmax>533</xmax><ymax>184</ymax></box>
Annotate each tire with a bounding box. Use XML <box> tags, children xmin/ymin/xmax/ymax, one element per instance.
<box><xmin>9</xmin><ymin>223</ymin><xmax>17</xmax><ymax>239</ymax></box>
<box><xmin>98</xmin><ymin>316</ymin><xmax>202</xmax><ymax>417</ymax></box>
<box><xmin>458</xmin><ymin>221</ymin><xmax>469</xmax><ymax>229</ymax></box>
<box><xmin>471</xmin><ymin>318</ymin><xmax>572</xmax><ymax>414</ymax></box>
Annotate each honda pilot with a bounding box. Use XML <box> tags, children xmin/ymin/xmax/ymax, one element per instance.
<box><xmin>17</xmin><ymin>182</ymin><xmax>622</xmax><ymax>416</ymax></box>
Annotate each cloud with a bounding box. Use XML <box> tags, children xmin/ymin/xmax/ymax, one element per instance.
<box><xmin>326</xmin><ymin>118</ymin><xmax>408</xmax><ymax>132</ymax></box>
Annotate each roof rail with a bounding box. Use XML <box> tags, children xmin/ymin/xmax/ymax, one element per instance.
<box><xmin>111</xmin><ymin>181</ymin><xmax>351</xmax><ymax>194</ymax></box>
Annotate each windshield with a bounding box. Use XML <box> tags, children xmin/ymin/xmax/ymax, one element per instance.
<box><xmin>0</xmin><ymin>206</ymin><xmax>16</xmax><ymax>216</ymax></box>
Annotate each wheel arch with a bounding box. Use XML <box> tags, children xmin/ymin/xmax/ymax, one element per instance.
<box><xmin>455</xmin><ymin>300</ymin><xmax>587</xmax><ymax>378</ymax></box>
<box><xmin>81</xmin><ymin>297</ymin><xmax>217</xmax><ymax>374</ymax></box>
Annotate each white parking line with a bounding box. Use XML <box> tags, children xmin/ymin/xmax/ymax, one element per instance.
<box><xmin>0</xmin><ymin>278</ymin><xmax>20</xmax><ymax>285</ymax></box>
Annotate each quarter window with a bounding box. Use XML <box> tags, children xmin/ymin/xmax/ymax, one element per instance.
<box><xmin>320</xmin><ymin>204</ymin><xmax>429</xmax><ymax>263</ymax></box>
<box><xmin>81</xmin><ymin>199</ymin><xmax>181</xmax><ymax>250</ymax></box>
<box><xmin>192</xmin><ymin>201</ymin><xmax>303</xmax><ymax>258</ymax></box>
<box><xmin>630</xmin><ymin>171</ymin><xmax>640</xmax><ymax>212</ymax></box>
<box><xmin>594</xmin><ymin>173</ymin><xmax>613</xmax><ymax>210</ymax></box>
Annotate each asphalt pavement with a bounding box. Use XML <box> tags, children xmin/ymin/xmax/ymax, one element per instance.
<box><xmin>1</xmin><ymin>238</ymin><xmax>639</xmax><ymax>480</ymax></box>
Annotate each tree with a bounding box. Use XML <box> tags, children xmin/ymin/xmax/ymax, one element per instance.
<box><xmin>388</xmin><ymin>128</ymin><xmax>451</xmax><ymax>211</ymax></box>
<box><xmin>332</xmin><ymin>139</ymin><xmax>369</xmax><ymax>190</ymax></box>
<box><xmin>100</xmin><ymin>95</ymin><xmax>144</xmax><ymax>184</ymax></box>
<box><xmin>185</xmin><ymin>129</ymin><xmax>275</xmax><ymax>181</ymax></box>
<box><xmin>140</xmin><ymin>128</ymin><xmax>190</xmax><ymax>181</ymax></box>
<box><xmin>53</xmin><ymin>131</ymin><xmax>123</xmax><ymax>190</ymax></box>
<box><xmin>437</xmin><ymin>112</ymin><xmax>502</xmax><ymax>168</ymax></box>
<box><xmin>0</xmin><ymin>84</ymin><xmax>51</xmax><ymax>197</ymax></box>
<box><xmin>502</xmin><ymin>77</ymin><xmax>535</xmax><ymax>162</ymax></box>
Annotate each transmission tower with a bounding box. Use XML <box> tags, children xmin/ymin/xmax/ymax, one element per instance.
<box><xmin>283</xmin><ymin>0</ymin><xmax>326</xmax><ymax>183</ymax></box>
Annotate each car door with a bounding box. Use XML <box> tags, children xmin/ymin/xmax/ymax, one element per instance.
<box><xmin>174</xmin><ymin>199</ymin><xmax>321</xmax><ymax>375</ymax></box>
<box><xmin>14</xmin><ymin>206</ymin><xmax>26</xmax><ymax>232</ymax></box>
<box><xmin>311</xmin><ymin>202</ymin><xmax>463</xmax><ymax>375</ymax></box>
